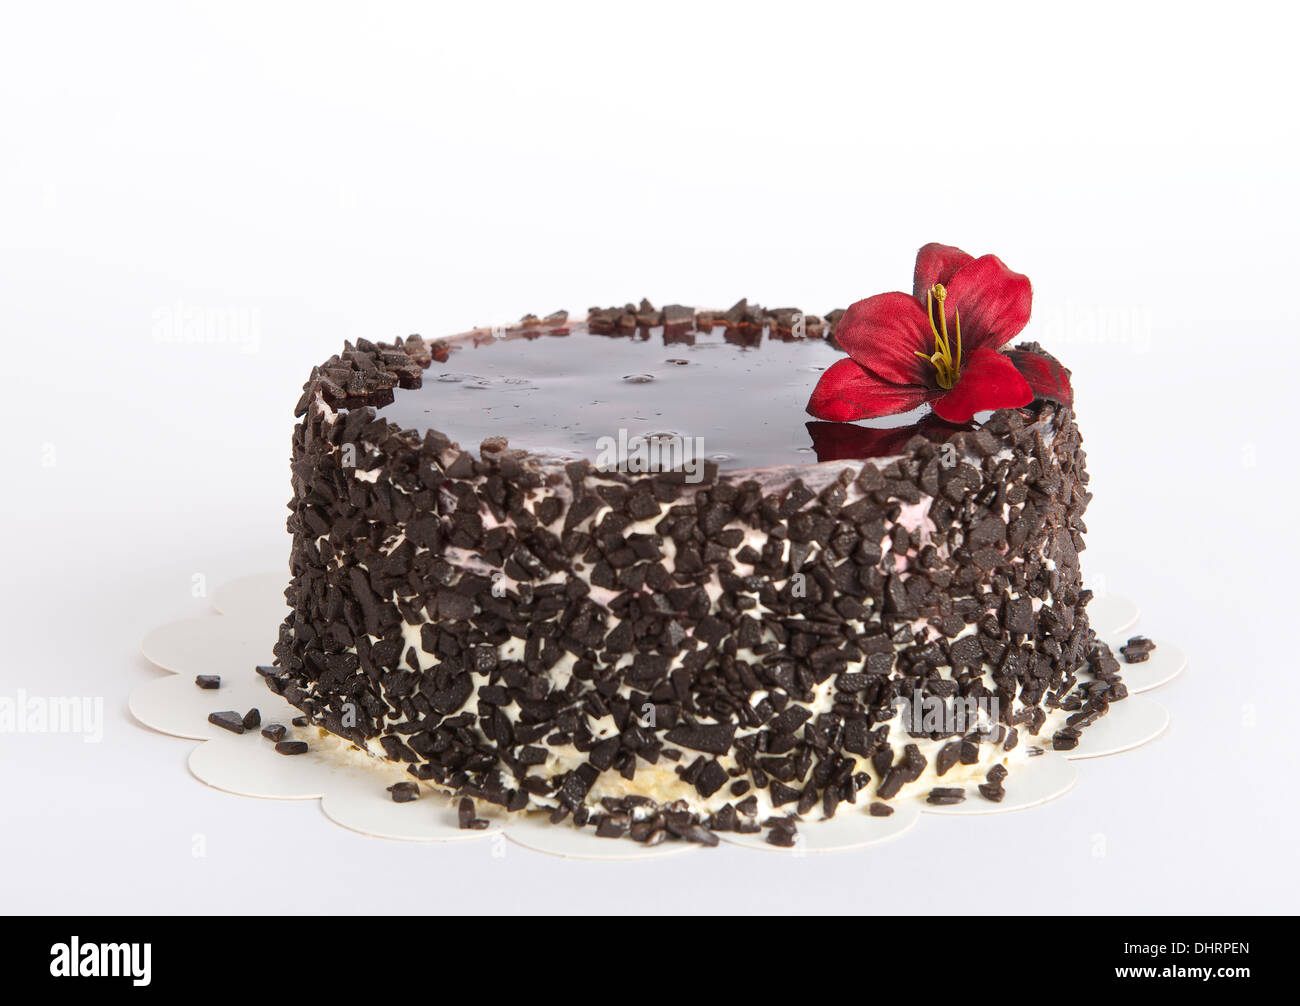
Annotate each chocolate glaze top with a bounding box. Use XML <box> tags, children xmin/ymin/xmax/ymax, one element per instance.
<box><xmin>375</xmin><ymin>313</ymin><xmax>970</xmax><ymax>470</ymax></box>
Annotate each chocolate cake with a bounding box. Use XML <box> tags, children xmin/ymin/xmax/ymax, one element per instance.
<box><xmin>267</xmin><ymin>250</ymin><xmax>1127</xmax><ymax>845</ymax></box>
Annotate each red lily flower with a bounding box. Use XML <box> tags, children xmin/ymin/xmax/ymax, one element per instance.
<box><xmin>808</xmin><ymin>243</ymin><xmax>1071</xmax><ymax>424</ymax></box>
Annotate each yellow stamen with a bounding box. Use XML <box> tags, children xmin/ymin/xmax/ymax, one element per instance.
<box><xmin>914</xmin><ymin>283</ymin><xmax>963</xmax><ymax>389</ymax></box>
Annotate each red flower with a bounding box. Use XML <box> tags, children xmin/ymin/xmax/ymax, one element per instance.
<box><xmin>808</xmin><ymin>243</ymin><xmax>1072</xmax><ymax>424</ymax></box>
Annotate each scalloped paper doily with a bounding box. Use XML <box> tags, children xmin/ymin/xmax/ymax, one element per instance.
<box><xmin>131</xmin><ymin>573</ymin><xmax>1179</xmax><ymax>859</ymax></box>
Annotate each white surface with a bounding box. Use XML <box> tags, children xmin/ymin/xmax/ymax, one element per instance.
<box><xmin>2</xmin><ymin>1</ymin><xmax>1297</xmax><ymax>914</ymax></box>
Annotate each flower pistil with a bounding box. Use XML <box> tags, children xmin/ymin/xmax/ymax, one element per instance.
<box><xmin>915</xmin><ymin>283</ymin><xmax>962</xmax><ymax>389</ymax></box>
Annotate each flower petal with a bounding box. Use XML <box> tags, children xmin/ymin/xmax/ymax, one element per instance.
<box><xmin>1005</xmin><ymin>347</ymin><xmax>1074</xmax><ymax>407</ymax></box>
<box><xmin>831</xmin><ymin>293</ymin><xmax>933</xmax><ymax>385</ymax></box>
<box><xmin>913</xmin><ymin>243</ymin><xmax>974</xmax><ymax>301</ymax></box>
<box><xmin>806</xmin><ymin>358</ymin><xmax>933</xmax><ymax>422</ymax></box>
<box><xmin>944</xmin><ymin>254</ymin><xmax>1033</xmax><ymax>352</ymax></box>
<box><xmin>930</xmin><ymin>348</ymin><xmax>1033</xmax><ymax>424</ymax></box>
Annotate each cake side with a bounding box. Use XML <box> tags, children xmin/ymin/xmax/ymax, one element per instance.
<box><xmin>268</xmin><ymin>309</ymin><xmax>1125</xmax><ymax>843</ymax></box>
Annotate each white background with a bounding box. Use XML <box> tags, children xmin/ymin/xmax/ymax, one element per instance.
<box><xmin>2</xmin><ymin>1</ymin><xmax>1297</xmax><ymax>914</ymax></box>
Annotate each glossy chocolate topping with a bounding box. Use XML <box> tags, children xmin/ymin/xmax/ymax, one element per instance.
<box><xmin>378</xmin><ymin>316</ymin><xmax>966</xmax><ymax>469</ymax></box>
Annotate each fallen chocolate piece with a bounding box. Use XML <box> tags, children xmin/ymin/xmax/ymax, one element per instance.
<box><xmin>195</xmin><ymin>675</ymin><xmax>221</xmax><ymax>690</ymax></box>
<box><xmin>260</xmin><ymin>723</ymin><xmax>286</xmax><ymax>742</ymax></box>
<box><xmin>275</xmin><ymin>740</ymin><xmax>309</xmax><ymax>755</ymax></box>
<box><xmin>927</xmin><ymin>787</ymin><xmax>966</xmax><ymax>805</ymax></box>
<box><xmin>291</xmin><ymin>716</ymin><xmax>309</xmax><ymax>727</ymax></box>
<box><xmin>868</xmin><ymin>802</ymin><xmax>894</xmax><ymax>817</ymax></box>
<box><xmin>242</xmin><ymin>708</ymin><xmax>261</xmax><ymax>730</ymax></box>
<box><xmin>765</xmin><ymin>827</ymin><xmax>796</xmax><ymax>848</ymax></box>
<box><xmin>986</xmin><ymin>764</ymin><xmax>1009</xmax><ymax>784</ymax></box>
<box><xmin>1052</xmin><ymin>728</ymin><xmax>1080</xmax><ymax>751</ymax></box>
<box><xmin>457</xmin><ymin>800</ymin><xmax>491</xmax><ymax>831</ymax></box>
<box><xmin>208</xmin><ymin>710</ymin><xmax>244</xmax><ymax>734</ymax></box>
<box><xmin>1120</xmin><ymin>635</ymin><xmax>1157</xmax><ymax>663</ymax></box>
<box><xmin>387</xmin><ymin>781</ymin><xmax>419</xmax><ymax>803</ymax></box>
<box><xmin>764</xmin><ymin>816</ymin><xmax>799</xmax><ymax>847</ymax></box>
<box><xmin>978</xmin><ymin>782</ymin><xmax>1006</xmax><ymax>803</ymax></box>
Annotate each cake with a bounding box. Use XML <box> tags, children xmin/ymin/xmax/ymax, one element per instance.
<box><xmin>265</xmin><ymin>244</ymin><xmax>1127</xmax><ymax>846</ymax></box>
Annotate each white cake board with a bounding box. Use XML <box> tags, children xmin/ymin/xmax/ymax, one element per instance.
<box><xmin>1088</xmin><ymin>593</ymin><xmax>1140</xmax><ymax>637</ymax></box>
<box><xmin>917</xmin><ymin>751</ymin><xmax>1078</xmax><ymax>816</ymax></box>
<box><xmin>720</xmin><ymin>800</ymin><xmax>922</xmax><ymax>853</ymax></box>
<box><xmin>505</xmin><ymin>813</ymin><xmax>702</xmax><ymax>860</ymax></box>
<box><xmin>1063</xmin><ymin>694</ymin><xmax>1169</xmax><ymax>759</ymax></box>
<box><xmin>1102</xmin><ymin>640</ymin><xmax>1187</xmax><ymax>694</ymax></box>
<box><xmin>132</xmin><ymin>574</ymin><xmax>1179</xmax><ymax>858</ymax></box>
